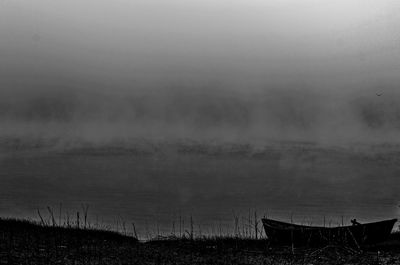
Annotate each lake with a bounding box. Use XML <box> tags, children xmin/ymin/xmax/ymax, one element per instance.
<box><xmin>0</xmin><ymin>140</ymin><xmax>399</xmax><ymax>238</ymax></box>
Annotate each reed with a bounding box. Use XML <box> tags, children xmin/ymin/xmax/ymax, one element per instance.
<box><xmin>1</xmin><ymin>209</ymin><xmax>399</xmax><ymax>265</ymax></box>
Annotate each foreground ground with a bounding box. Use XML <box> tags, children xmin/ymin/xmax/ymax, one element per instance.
<box><xmin>0</xmin><ymin>218</ymin><xmax>399</xmax><ymax>265</ymax></box>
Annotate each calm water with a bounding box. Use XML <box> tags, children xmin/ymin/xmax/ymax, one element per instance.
<box><xmin>0</xmin><ymin>141</ymin><xmax>399</xmax><ymax>237</ymax></box>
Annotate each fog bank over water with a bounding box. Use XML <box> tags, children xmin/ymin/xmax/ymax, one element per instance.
<box><xmin>2</xmin><ymin>0</ymin><xmax>400</xmax><ymax>232</ymax></box>
<box><xmin>1</xmin><ymin>0</ymin><xmax>400</xmax><ymax>146</ymax></box>
<box><xmin>2</xmin><ymin>84</ymin><xmax>400</xmax><ymax>146</ymax></box>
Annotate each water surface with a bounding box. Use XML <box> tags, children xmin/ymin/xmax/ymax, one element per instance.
<box><xmin>1</xmin><ymin>140</ymin><xmax>399</xmax><ymax>237</ymax></box>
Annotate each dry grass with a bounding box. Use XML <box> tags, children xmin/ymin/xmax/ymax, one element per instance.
<box><xmin>1</xmin><ymin>218</ymin><xmax>400</xmax><ymax>264</ymax></box>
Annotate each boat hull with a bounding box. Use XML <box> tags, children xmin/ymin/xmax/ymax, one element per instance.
<box><xmin>262</xmin><ymin>218</ymin><xmax>397</xmax><ymax>247</ymax></box>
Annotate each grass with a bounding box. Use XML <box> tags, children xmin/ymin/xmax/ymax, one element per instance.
<box><xmin>1</xmin><ymin>217</ymin><xmax>400</xmax><ymax>264</ymax></box>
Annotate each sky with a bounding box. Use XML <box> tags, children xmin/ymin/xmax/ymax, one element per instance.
<box><xmin>1</xmin><ymin>0</ymin><xmax>400</xmax><ymax>145</ymax></box>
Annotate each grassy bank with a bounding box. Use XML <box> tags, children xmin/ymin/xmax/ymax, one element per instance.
<box><xmin>0</xmin><ymin>218</ymin><xmax>399</xmax><ymax>264</ymax></box>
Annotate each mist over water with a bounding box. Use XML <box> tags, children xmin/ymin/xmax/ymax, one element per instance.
<box><xmin>1</xmin><ymin>0</ymin><xmax>400</xmax><ymax>235</ymax></box>
<box><xmin>2</xmin><ymin>84</ymin><xmax>400</xmax><ymax>145</ymax></box>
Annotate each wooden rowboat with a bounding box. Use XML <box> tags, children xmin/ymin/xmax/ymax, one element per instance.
<box><xmin>262</xmin><ymin>218</ymin><xmax>397</xmax><ymax>247</ymax></box>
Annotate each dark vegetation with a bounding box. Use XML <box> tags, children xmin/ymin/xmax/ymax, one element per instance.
<box><xmin>0</xmin><ymin>218</ymin><xmax>137</xmax><ymax>264</ymax></box>
<box><xmin>1</xmin><ymin>217</ymin><xmax>400</xmax><ymax>265</ymax></box>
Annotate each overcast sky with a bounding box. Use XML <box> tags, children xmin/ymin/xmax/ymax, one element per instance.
<box><xmin>1</xmin><ymin>0</ymin><xmax>400</xmax><ymax>144</ymax></box>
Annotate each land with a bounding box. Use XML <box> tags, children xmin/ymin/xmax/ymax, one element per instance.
<box><xmin>0</xmin><ymin>218</ymin><xmax>399</xmax><ymax>265</ymax></box>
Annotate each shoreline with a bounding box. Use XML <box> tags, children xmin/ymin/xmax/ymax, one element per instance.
<box><xmin>1</xmin><ymin>217</ymin><xmax>400</xmax><ymax>264</ymax></box>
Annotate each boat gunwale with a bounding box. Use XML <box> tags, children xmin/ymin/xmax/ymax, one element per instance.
<box><xmin>262</xmin><ymin>218</ymin><xmax>398</xmax><ymax>231</ymax></box>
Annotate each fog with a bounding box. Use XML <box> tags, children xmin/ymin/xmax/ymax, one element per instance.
<box><xmin>1</xmin><ymin>0</ymin><xmax>400</xmax><ymax>146</ymax></box>
<box><xmin>2</xmin><ymin>79</ymin><xmax>400</xmax><ymax>146</ymax></box>
<box><xmin>2</xmin><ymin>0</ymin><xmax>400</xmax><ymax>230</ymax></box>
